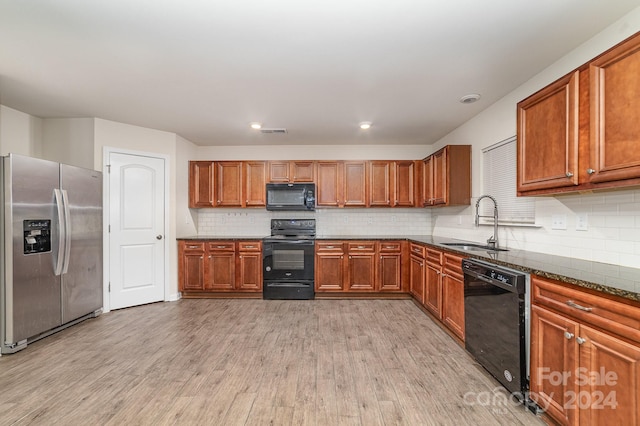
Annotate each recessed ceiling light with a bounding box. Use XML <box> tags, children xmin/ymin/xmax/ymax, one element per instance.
<box><xmin>250</xmin><ymin>122</ymin><xmax>262</xmax><ymax>130</ymax></box>
<box><xmin>459</xmin><ymin>94</ymin><xmax>481</xmax><ymax>104</ymax></box>
<box><xmin>359</xmin><ymin>122</ymin><xmax>372</xmax><ymax>130</ymax></box>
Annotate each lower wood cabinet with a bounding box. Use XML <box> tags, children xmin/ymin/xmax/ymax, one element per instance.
<box><xmin>316</xmin><ymin>240</ymin><xmax>405</xmax><ymax>293</ymax></box>
<box><xmin>408</xmin><ymin>242</ymin><xmax>466</xmax><ymax>341</ymax></box>
<box><xmin>178</xmin><ymin>240</ymin><xmax>262</xmax><ymax>295</ymax></box>
<box><xmin>530</xmin><ymin>276</ymin><xmax>640</xmax><ymax>426</ymax></box>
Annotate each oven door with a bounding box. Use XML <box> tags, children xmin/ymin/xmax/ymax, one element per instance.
<box><xmin>263</xmin><ymin>239</ymin><xmax>315</xmax><ymax>282</ymax></box>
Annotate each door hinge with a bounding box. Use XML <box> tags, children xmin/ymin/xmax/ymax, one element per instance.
<box><xmin>108</xmin><ymin>225</ymin><xmax>111</xmax><ymax>233</ymax></box>
<box><xmin>106</xmin><ymin>164</ymin><xmax>111</xmax><ymax>173</ymax></box>
<box><xmin>108</xmin><ymin>282</ymin><xmax>111</xmax><ymax>292</ymax></box>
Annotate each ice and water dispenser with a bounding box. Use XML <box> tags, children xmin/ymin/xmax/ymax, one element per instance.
<box><xmin>23</xmin><ymin>220</ymin><xmax>51</xmax><ymax>254</ymax></box>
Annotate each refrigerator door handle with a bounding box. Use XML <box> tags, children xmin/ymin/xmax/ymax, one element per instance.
<box><xmin>61</xmin><ymin>189</ymin><xmax>71</xmax><ymax>274</ymax></box>
<box><xmin>53</xmin><ymin>188</ymin><xmax>66</xmax><ymax>276</ymax></box>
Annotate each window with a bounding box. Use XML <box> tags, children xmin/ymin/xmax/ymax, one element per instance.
<box><xmin>481</xmin><ymin>136</ymin><xmax>535</xmax><ymax>225</ymax></box>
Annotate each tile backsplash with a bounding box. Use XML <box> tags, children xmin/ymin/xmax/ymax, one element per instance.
<box><xmin>197</xmin><ymin>208</ymin><xmax>432</xmax><ymax>237</ymax></box>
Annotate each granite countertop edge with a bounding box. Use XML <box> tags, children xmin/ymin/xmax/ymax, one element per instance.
<box><xmin>177</xmin><ymin>235</ymin><xmax>640</xmax><ymax>302</ymax></box>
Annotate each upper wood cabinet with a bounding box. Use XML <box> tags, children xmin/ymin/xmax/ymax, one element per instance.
<box><xmin>518</xmin><ymin>32</ymin><xmax>640</xmax><ymax>196</ymax></box>
<box><xmin>244</xmin><ymin>161</ymin><xmax>266</xmax><ymax>207</ymax></box>
<box><xmin>369</xmin><ymin>161</ymin><xmax>417</xmax><ymax>207</ymax></box>
<box><xmin>268</xmin><ymin>161</ymin><xmax>315</xmax><ymax>182</ymax></box>
<box><xmin>189</xmin><ymin>161</ymin><xmax>215</xmax><ymax>208</ymax></box>
<box><xmin>422</xmin><ymin>145</ymin><xmax>471</xmax><ymax>207</ymax></box>
<box><xmin>215</xmin><ymin>162</ymin><xmax>243</xmax><ymax>206</ymax></box>
<box><xmin>316</xmin><ymin>161</ymin><xmax>367</xmax><ymax>207</ymax></box>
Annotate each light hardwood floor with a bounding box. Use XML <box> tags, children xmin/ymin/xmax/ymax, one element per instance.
<box><xmin>0</xmin><ymin>299</ymin><xmax>544</xmax><ymax>425</ymax></box>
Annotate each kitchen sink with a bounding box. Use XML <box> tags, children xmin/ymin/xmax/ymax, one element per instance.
<box><xmin>441</xmin><ymin>242</ymin><xmax>509</xmax><ymax>252</ymax></box>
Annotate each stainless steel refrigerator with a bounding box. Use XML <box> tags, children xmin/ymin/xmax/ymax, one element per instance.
<box><xmin>1</xmin><ymin>154</ymin><xmax>103</xmax><ymax>354</ymax></box>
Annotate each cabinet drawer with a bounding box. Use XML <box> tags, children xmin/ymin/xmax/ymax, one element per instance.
<box><xmin>425</xmin><ymin>248</ymin><xmax>442</xmax><ymax>265</ymax></box>
<box><xmin>378</xmin><ymin>241</ymin><xmax>402</xmax><ymax>252</ymax></box>
<box><xmin>347</xmin><ymin>242</ymin><xmax>375</xmax><ymax>252</ymax></box>
<box><xmin>443</xmin><ymin>252</ymin><xmax>465</xmax><ymax>277</ymax></box>
<box><xmin>409</xmin><ymin>243</ymin><xmax>425</xmax><ymax>258</ymax></box>
<box><xmin>207</xmin><ymin>242</ymin><xmax>235</xmax><ymax>251</ymax></box>
<box><xmin>316</xmin><ymin>241</ymin><xmax>344</xmax><ymax>252</ymax></box>
<box><xmin>532</xmin><ymin>276</ymin><xmax>640</xmax><ymax>344</ymax></box>
<box><xmin>182</xmin><ymin>241</ymin><xmax>205</xmax><ymax>251</ymax></box>
<box><xmin>238</xmin><ymin>241</ymin><xmax>261</xmax><ymax>251</ymax></box>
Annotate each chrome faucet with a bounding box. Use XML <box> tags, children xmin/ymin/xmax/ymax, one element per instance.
<box><xmin>475</xmin><ymin>195</ymin><xmax>499</xmax><ymax>249</ymax></box>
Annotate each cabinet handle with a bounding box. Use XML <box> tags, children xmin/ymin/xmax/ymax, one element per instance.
<box><xmin>216</xmin><ymin>245</ymin><xmax>227</xmax><ymax>249</ymax></box>
<box><xmin>326</xmin><ymin>245</ymin><xmax>335</xmax><ymax>249</ymax></box>
<box><xmin>245</xmin><ymin>245</ymin><xmax>254</xmax><ymax>248</ymax></box>
<box><xmin>187</xmin><ymin>245</ymin><xmax>200</xmax><ymax>249</ymax></box>
<box><xmin>586</xmin><ymin>168</ymin><xmax>596</xmax><ymax>175</ymax></box>
<box><xmin>576</xmin><ymin>337</ymin><xmax>586</xmax><ymax>345</ymax></box>
<box><xmin>200</xmin><ymin>256</ymin><xmax>204</xmax><ymax>259</ymax></box>
<box><xmin>565</xmin><ymin>172</ymin><xmax>573</xmax><ymax>177</ymax></box>
<box><xmin>357</xmin><ymin>246</ymin><xmax>365</xmax><ymax>249</ymax></box>
<box><xmin>564</xmin><ymin>331</ymin><xmax>574</xmax><ymax>340</ymax></box>
<box><xmin>349</xmin><ymin>255</ymin><xmax>352</xmax><ymax>259</ymax></box>
<box><xmin>341</xmin><ymin>256</ymin><xmax>343</xmax><ymax>259</ymax></box>
<box><xmin>566</xmin><ymin>300</ymin><xmax>592</xmax><ymax>312</ymax></box>
<box><xmin>239</xmin><ymin>255</ymin><xmax>242</xmax><ymax>259</ymax></box>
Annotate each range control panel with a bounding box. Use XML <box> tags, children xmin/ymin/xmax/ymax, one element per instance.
<box><xmin>23</xmin><ymin>219</ymin><xmax>51</xmax><ymax>254</ymax></box>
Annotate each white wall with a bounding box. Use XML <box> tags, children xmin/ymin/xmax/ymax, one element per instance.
<box><xmin>0</xmin><ymin>105</ymin><xmax>42</xmax><ymax>157</ymax></box>
<box><xmin>176</xmin><ymin>134</ymin><xmax>198</xmax><ymax>237</ymax></box>
<box><xmin>427</xmin><ymin>8</ymin><xmax>640</xmax><ymax>269</ymax></box>
<box><xmin>41</xmin><ymin>118</ymin><xmax>95</xmax><ymax>169</ymax></box>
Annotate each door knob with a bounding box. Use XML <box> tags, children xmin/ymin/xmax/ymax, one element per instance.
<box><xmin>156</xmin><ymin>235</ymin><xmax>163</xmax><ymax>240</ymax></box>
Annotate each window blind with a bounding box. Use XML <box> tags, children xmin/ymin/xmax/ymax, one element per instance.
<box><xmin>481</xmin><ymin>136</ymin><xmax>535</xmax><ymax>224</ymax></box>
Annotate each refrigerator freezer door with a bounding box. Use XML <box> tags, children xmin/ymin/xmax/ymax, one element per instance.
<box><xmin>60</xmin><ymin>164</ymin><xmax>103</xmax><ymax>323</ymax></box>
<box><xmin>3</xmin><ymin>154</ymin><xmax>62</xmax><ymax>344</ymax></box>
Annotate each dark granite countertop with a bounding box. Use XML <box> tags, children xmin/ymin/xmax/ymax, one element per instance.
<box><xmin>178</xmin><ymin>234</ymin><xmax>640</xmax><ymax>302</ymax></box>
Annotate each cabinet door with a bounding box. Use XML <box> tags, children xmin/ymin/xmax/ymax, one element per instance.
<box><xmin>530</xmin><ymin>305</ymin><xmax>580</xmax><ymax>426</ymax></box>
<box><xmin>189</xmin><ymin>161</ymin><xmax>215</xmax><ymax>208</ymax></box>
<box><xmin>442</xmin><ymin>262</ymin><xmax>465</xmax><ymax>341</ymax></box>
<box><xmin>394</xmin><ymin>161</ymin><xmax>415</xmax><ymax>206</ymax></box>
<box><xmin>378</xmin><ymin>252</ymin><xmax>401</xmax><ymax>292</ymax></box>
<box><xmin>517</xmin><ymin>71</ymin><xmax>579</xmax><ymax>193</ymax></box>
<box><xmin>431</xmin><ymin>148</ymin><xmax>447</xmax><ymax>206</ymax></box>
<box><xmin>346</xmin><ymin>243</ymin><xmax>375</xmax><ymax>291</ymax></box>
<box><xmin>422</xmin><ymin>156</ymin><xmax>433</xmax><ymax>206</ymax></box>
<box><xmin>215</xmin><ymin>162</ymin><xmax>243</xmax><ymax>206</ymax></box>
<box><xmin>237</xmin><ymin>252</ymin><xmax>262</xmax><ymax>291</ymax></box>
<box><xmin>180</xmin><ymin>243</ymin><xmax>206</xmax><ymax>291</ymax></box>
<box><xmin>206</xmin><ymin>245</ymin><xmax>236</xmax><ymax>291</ymax></box>
<box><xmin>588</xmin><ymin>34</ymin><xmax>640</xmax><ymax>184</ymax></box>
<box><xmin>424</xmin><ymin>262</ymin><xmax>442</xmax><ymax>318</ymax></box>
<box><xmin>291</xmin><ymin>161</ymin><xmax>315</xmax><ymax>182</ymax></box>
<box><xmin>315</xmin><ymin>253</ymin><xmax>345</xmax><ymax>291</ymax></box>
<box><xmin>578</xmin><ymin>325</ymin><xmax>640</xmax><ymax>426</ymax></box>
<box><xmin>268</xmin><ymin>161</ymin><xmax>291</xmax><ymax>182</ymax></box>
<box><xmin>244</xmin><ymin>161</ymin><xmax>266</xmax><ymax>207</ymax></box>
<box><xmin>343</xmin><ymin>161</ymin><xmax>367</xmax><ymax>207</ymax></box>
<box><xmin>369</xmin><ymin>161</ymin><xmax>391</xmax><ymax>206</ymax></box>
<box><xmin>409</xmin><ymin>255</ymin><xmax>425</xmax><ymax>304</ymax></box>
<box><xmin>316</xmin><ymin>161</ymin><xmax>342</xmax><ymax>206</ymax></box>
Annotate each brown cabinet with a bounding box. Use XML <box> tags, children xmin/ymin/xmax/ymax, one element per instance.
<box><xmin>409</xmin><ymin>243</ymin><xmax>426</xmax><ymax>303</ymax></box>
<box><xmin>179</xmin><ymin>241</ymin><xmax>206</xmax><ymax>290</ymax></box>
<box><xmin>206</xmin><ymin>242</ymin><xmax>236</xmax><ymax>290</ymax></box>
<box><xmin>369</xmin><ymin>161</ymin><xmax>417</xmax><ymax>207</ymax></box>
<box><xmin>316</xmin><ymin>161</ymin><xmax>367</xmax><ymax>207</ymax></box>
<box><xmin>315</xmin><ymin>241</ymin><xmax>345</xmax><ymax>291</ymax></box>
<box><xmin>378</xmin><ymin>241</ymin><xmax>403</xmax><ymax>292</ymax></box>
<box><xmin>268</xmin><ymin>161</ymin><xmax>315</xmax><ymax>182</ymax></box>
<box><xmin>188</xmin><ymin>161</ymin><xmax>215</xmax><ymax>208</ymax></box>
<box><xmin>178</xmin><ymin>240</ymin><xmax>263</xmax><ymax>294</ymax></box>
<box><xmin>243</xmin><ymin>161</ymin><xmax>266</xmax><ymax>207</ymax></box>
<box><xmin>441</xmin><ymin>253</ymin><xmax>465</xmax><ymax>341</ymax></box>
<box><xmin>237</xmin><ymin>241</ymin><xmax>262</xmax><ymax>291</ymax></box>
<box><xmin>530</xmin><ymin>276</ymin><xmax>640</xmax><ymax>425</ymax></box>
<box><xmin>423</xmin><ymin>248</ymin><xmax>443</xmax><ymax>318</ymax></box>
<box><xmin>518</xmin><ymin>32</ymin><xmax>640</xmax><ymax>196</ymax></box>
<box><xmin>422</xmin><ymin>145</ymin><xmax>471</xmax><ymax>207</ymax></box>
<box><xmin>316</xmin><ymin>240</ymin><xmax>404</xmax><ymax>293</ymax></box>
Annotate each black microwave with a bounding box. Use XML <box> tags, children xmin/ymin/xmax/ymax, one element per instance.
<box><xmin>266</xmin><ymin>183</ymin><xmax>316</xmax><ymax>211</ymax></box>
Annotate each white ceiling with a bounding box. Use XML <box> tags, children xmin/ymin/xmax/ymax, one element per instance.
<box><xmin>1</xmin><ymin>1</ymin><xmax>638</xmax><ymax>146</ymax></box>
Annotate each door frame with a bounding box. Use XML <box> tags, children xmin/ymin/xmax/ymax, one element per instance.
<box><xmin>102</xmin><ymin>147</ymin><xmax>170</xmax><ymax>313</ymax></box>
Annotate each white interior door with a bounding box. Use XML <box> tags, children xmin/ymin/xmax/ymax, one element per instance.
<box><xmin>108</xmin><ymin>152</ymin><xmax>165</xmax><ymax>310</ymax></box>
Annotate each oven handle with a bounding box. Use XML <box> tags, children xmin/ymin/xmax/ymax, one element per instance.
<box><xmin>464</xmin><ymin>271</ymin><xmax>518</xmax><ymax>293</ymax></box>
